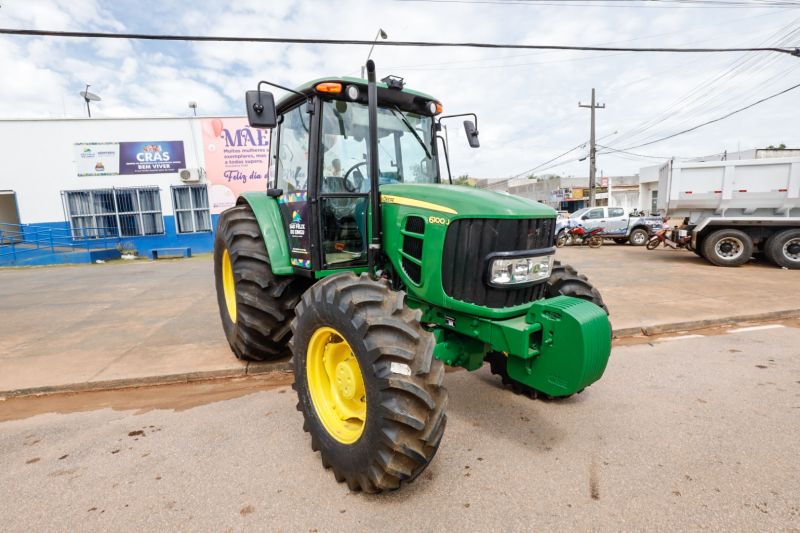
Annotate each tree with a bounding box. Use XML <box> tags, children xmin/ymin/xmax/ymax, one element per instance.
<box><xmin>453</xmin><ymin>174</ymin><xmax>476</xmax><ymax>187</ymax></box>
<box><xmin>767</xmin><ymin>143</ymin><xmax>787</xmax><ymax>150</ymax></box>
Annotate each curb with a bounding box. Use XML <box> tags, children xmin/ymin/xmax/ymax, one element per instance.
<box><xmin>612</xmin><ymin>308</ymin><xmax>800</xmax><ymax>339</ymax></box>
<box><xmin>3</xmin><ymin>309</ymin><xmax>799</xmax><ymax>399</ymax></box>
<box><xmin>0</xmin><ymin>360</ymin><xmax>294</xmax><ymax>400</ymax></box>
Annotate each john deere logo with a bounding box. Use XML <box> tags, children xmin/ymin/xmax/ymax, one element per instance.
<box><xmin>292</xmin><ymin>210</ymin><xmax>302</xmax><ymax>223</ymax></box>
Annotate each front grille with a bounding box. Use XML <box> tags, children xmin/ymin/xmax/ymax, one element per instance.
<box><xmin>402</xmin><ymin>216</ymin><xmax>425</xmax><ymax>284</ymax></box>
<box><xmin>441</xmin><ymin>217</ymin><xmax>555</xmax><ymax>308</ymax></box>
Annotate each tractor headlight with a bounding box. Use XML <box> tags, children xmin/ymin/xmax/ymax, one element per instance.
<box><xmin>488</xmin><ymin>254</ymin><xmax>554</xmax><ymax>287</ymax></box>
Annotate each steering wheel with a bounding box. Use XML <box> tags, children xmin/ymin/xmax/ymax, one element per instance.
<box><xmin>342</xmin><ymin>161</ymin><xmax>367</xmax><ymax>192</ymax></box>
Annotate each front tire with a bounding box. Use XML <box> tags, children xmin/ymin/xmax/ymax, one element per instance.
<box><xmin>214</xmin><ymin>205</ymin><xmax>310</xmax><ymax>361</ymax></box>
<box><xmin>486</xmin><ymin>261</ymin><xmax>608</xmax><ymax>399</ymax></box>
<box><xmin>555</xmin><ymin>229</ymin><xmax>568</xmax><ymax>248</ymax></box>
<box><xmin>290</xmin><ymin>273</ymin><xmax>447</xmax><ymax>493</ymax></box>
<box><xmin>702</xmin><ymin>228</ymin><xmax>753</xmax><ymax>267</ymax></box>
<box><xmin>646</xmin><ymin>237</ymin><xmax>661</xmax><ymax>250</ymax></box>
<box><xmin>588</xmin><ymin>235</ymin><xmax>603</xmax><ymax>248</ymax></box>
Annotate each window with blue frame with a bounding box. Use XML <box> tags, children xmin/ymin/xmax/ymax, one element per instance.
<box><xmin>172</xmin><ymin>185</ymin><xmax>211</xmax><ymax>233</ymax></box>
<box><xmin>62</xmin><ymin>187</ymin><xmax>164</xmax><ymax>238</ymax></box>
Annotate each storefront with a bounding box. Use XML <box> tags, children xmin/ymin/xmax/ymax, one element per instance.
<box><xmin>0</xmin><ymin>115</ymin><xmax>270</xmax><ymax>258</ymax></box>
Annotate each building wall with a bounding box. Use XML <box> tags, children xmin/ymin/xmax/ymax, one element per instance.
<box><xmin>0</xmin><ymin>115</ymin><xmax>255</xmax><ymax>256</ymax></box>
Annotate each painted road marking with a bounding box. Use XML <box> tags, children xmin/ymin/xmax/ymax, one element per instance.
<box><xmin>727</xmin><ymin>325</ymin><xmax>786</xmax><ymax>334</ymax></box>
<box><xmin>656</xmin><ymin>334</ymin><xmax>705</xmax><ymax>342</ymax></box>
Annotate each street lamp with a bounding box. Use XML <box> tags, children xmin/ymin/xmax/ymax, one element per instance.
<box><xmin>361</xmin><ymin>28</ymin><xmax>388</xmax><ymax>78</ymax></box>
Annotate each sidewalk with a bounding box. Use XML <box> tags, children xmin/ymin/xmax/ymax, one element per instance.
<box><xmin>1</xmin><ymin>248</ymin><xmax>798</xmax><ymax>397</ymax></box>
<box><xmin>556</xmin><ymin>244</ymin><xmax>800</xmax><ymax>335</ymax></box>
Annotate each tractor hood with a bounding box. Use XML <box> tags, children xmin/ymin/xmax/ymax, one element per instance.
<box><xmin>380</xmin><ymin>183</ymin><xmax>555</xmax><ymax>219</ymax></box>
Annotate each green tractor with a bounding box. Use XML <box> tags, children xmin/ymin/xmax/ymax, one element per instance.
<box><xmin>213</xmin><ymin>61</ymin><xmax>611</xmax><ymax>493</ymax></box>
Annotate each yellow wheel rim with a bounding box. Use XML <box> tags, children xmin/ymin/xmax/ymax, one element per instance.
<box><xmin>306</xmin><ymin>327</ymin><xmax>366</xmax><ymax>444</ymax></box>
<box><xmin>221</xmin><ymin>248</ymin><xmax>237</xmax><ymax>323</ymax></box>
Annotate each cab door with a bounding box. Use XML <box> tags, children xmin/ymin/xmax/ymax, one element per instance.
<box><xmin>315</xmin><ymin>99</ymin><xmax>370</xmax><ymax>269</ymax></box>
<box><xmin>605</xmin><ymin>207</ymin><xmax>628</xmax><ymax>235</ymax></box>
<box><xmin>273</xmin><ymin>103</ymin><xmax>317</xmax><ymax>270</ymax></box>
<box><xmin>581</xmin><ymin>207</ymin><xmax>606</xmax><ymax>231</ymax></box>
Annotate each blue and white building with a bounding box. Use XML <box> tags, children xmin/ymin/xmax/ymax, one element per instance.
<box><xmin>0</xmin><ymin>115</ymin><xmax>267</xmax><ymax>266</ymax></box>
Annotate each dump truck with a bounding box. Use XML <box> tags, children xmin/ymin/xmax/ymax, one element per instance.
<box><xmin>213</xmin><ymin>62</ymin><xmax>612</xmax><ymax>493</ymax></box>
<box><xmin>657</xmin><ymin>157</ymin><xmax>800</xmax><ymax>268</ymax></box>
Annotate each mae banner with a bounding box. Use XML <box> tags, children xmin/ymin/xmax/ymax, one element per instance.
<box><xmin>119</xmin><ymin>141</ymin><xmax>185</xmax><ymax>175</ymax></box>
<box><xmin>74</xmin><ymin>143</ymin><xmax>120</xmax><ymax>176</ymax></box>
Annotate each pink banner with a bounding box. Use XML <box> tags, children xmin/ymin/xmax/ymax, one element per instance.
<box><xmin>202</xmin><ymin>117</ymin><xmax>271</xmax><ymax>214</ymax></box>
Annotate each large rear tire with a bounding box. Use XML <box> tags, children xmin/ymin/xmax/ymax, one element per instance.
<box><xmin>486</xmin><ymin>261</ymin><xmax>608</xmax><ymax>399</ymax></box>
<box><xmin>214</xmin><ymin>204</ymin><xmax>310</xmax><ymax>361</ymax></box>
<box><xmin>290</xmin><ymin>272</ymin><xmax>447</xmax><ymax>493</ymax></box>
<box><xmin>765</xmin><ymin>228</ymin><xmax>800</xmax><ymax>269</ymax></box>
<box><xmin>701</xmin><ymin>228</ymin><xmax>753</xmax><ymax>267</ymax></box>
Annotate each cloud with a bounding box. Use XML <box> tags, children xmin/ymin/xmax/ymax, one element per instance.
<box><xmin>0</xmin><ymin>0</ymin><xmax>798</xmax><ymax>178</ymax></box>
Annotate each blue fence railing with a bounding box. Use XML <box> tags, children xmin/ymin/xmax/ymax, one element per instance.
<box><xmin>0</xmin><ymin>222</ymin><xmax>121</xmax><ymax>264</ymax></box>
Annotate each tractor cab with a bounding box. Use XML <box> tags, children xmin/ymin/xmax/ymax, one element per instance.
<box><xmin>245</xmin><ymin>73</ymin><xmax>474</xmax><ymax>273</ymax></box>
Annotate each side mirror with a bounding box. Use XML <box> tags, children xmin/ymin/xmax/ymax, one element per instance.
<box><xmin>463</xmin><ymin>120</ymin><xmax>480</xmax><ymax>148</ymax></box>
<box><xmin>245</xmin><ymin>90</ymin><xmax>277</xmax><ymax>128</ymax></box>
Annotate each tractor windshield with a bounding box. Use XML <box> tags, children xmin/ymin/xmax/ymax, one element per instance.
<box><xmin>320</xmin><ymin>100</ymin><xmax>438</xmax><ymax>193</ymax></box>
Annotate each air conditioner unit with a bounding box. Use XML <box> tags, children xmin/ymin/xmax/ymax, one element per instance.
<box><xmin>179</xmin><ymin>168</ymin><xmax>205</xmax><ymax>182</ymax></box>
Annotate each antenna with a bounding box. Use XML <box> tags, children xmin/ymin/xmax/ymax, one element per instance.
<box><xmin>79</xmin><ymin>84</ymin><xmax>101</xmax><ymax>118</ymax></box>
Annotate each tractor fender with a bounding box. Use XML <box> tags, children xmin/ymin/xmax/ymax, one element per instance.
<box><xmin>237</xmin><ymin>193</ymin><xmax>293</xmax><ymax>275</ymax></box>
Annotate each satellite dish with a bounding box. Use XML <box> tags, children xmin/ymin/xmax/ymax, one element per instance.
<box><xmin>79</xmin><ymin>84</ymin><xmax>101</xmax><ymax>117</ymax></box>
<box><xmin>80</xmin><ymin>90</ymin><xmax>101</xmax><ymax>102</ymax></box>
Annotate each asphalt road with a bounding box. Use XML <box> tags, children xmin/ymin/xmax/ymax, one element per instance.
<box><xmin>1</xmin><ymin>325</ymin><xmax>799</xmax><ymax>532</ymax></box>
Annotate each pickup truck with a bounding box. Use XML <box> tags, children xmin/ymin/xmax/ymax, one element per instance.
<box><xmin>557</xmin><ymin>206</ymin><xmax>667</xmax><ymax>246</ymax></box>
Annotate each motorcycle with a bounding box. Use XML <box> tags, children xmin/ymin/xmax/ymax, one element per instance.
<box><xmin>556</xmin><ymin>225</ymin><xmax>604</xmax><ymax>248</ymax></box>
<box><xmin>646</xmin><ymin>227</ymin><xmax>693</xmax><ymax>251</ymax></box>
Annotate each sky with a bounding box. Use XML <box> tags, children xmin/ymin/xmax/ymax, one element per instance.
<box><xmin>1</xmin><ymin>0</ymin><xmax>799</xmax><ymax>180</ymax></box>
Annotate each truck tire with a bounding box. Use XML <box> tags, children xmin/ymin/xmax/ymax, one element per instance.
<box><xmin>629</xmin><ymin>228</ymin><xmax>649</xmax><ymax>246</ymax></box>
<box><xmin>214</xmin><ymin>205</ymin><xmax>310</xmax><ymax>361</ymax></box>
<box><xmin>765</xmin><ymin>228</ymin><xmax>800</xmax><ymax>269</ymax></box>
<box><xmin>486</xmin><ymin>261</ymin><xmax>608</xmax><ymax>399</ymax></box>
<box><xmin>701</xmin><ymin>228</ymin><xmax>753</xmax><ymax>267</ymax></box>
<box><xmin>290</xmin><ymin>272</ymin><xmax>447</xmax><ymax>493</ymax></box>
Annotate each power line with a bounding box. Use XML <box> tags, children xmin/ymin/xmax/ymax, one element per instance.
<box><xmin>1</xmin><ymin>28</ymin><xmax>799</xmax><ymax>56</ymax></box>
<box><xmin>511</xmin><ymin>141</ymin><xmax>587</xmax><ymax>178</ymax></box>
<box><xmin>618</xmin><ymin>80</ymin><xmax>800</xmax><ymax>149</ymax></box>
<box><xmin>605</xmin><ymin>17</ymin><xmax>800</xmax><ymax>148</ymax></box>
<box><xmin>381</xmin><ymin>6</ymin><xmax>795</xmax><ymax>72</ymax></box>
<box><xmin>396</xmin><ymin>0</ymin><xmax>800</xmax><ymax>7</ymax></box>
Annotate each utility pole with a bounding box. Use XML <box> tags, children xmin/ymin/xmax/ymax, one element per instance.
<box><xmin>579</xmin><ymin>88</ymin><xmax>605</xmax><ymax>207</ymax></box>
